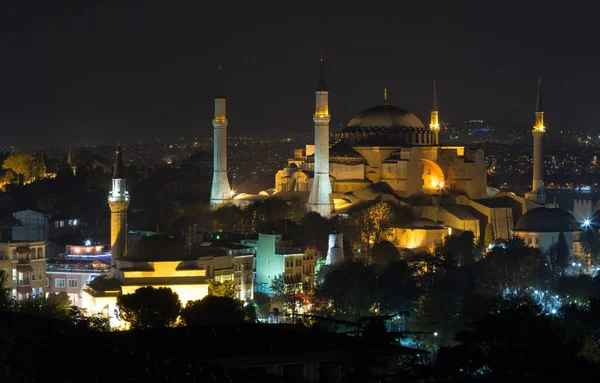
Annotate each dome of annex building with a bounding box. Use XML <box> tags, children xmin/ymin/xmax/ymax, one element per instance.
<box><xmin>514</xmin><ymin>207</ymin><xmax>581</xmax><ymax>233</ymax></box>
<box><xmin>334</xmin><ymin>102</ymin><xmax>432</xmax><ymax>146</ymax></box>
<box><xmin>123</xmin><ymin>234</ymin><xmax>192</xmax><ymax>262</ymax></box>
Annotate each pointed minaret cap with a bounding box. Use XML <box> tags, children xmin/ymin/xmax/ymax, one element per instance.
<box><xmin>214</xmin><ymin>64</ymin><xmax>225</xmax><ymax>99</ymax></box>
<box><xmin>316</xmin><ymin>54</ymin><xmax>328</xmax><ymax>91</ymax></box>
<box><xmin>432</xmin><ymin>77</ymin><xmax>438</xmax><ymax>112</ymax></box>
<box><xmin>113</xmin><ymin>142</ymin><xmax>126</xmax><ymax>179</ymax></box>
<box><xmin>536</xmin><ymin>77</ymin><xmax>543</xmax><ymax>113</ymax></box>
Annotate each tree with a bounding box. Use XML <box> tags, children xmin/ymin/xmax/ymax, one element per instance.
<box><xmin>208</xmin><ymin>279</ymin><xmax>236</xmax><ymax>299</ymax></box>
<box><xmin>0</xmin><ymin>270</ymin><xmax>10</xmax><ymax>311</ymax></box>
<box><xmin>2</xmin><ymin>152</ymin><xmax>34</xmax><ymax>184</ymax></box>
<box><xmin>116</xmin><ymin>287</ymin><xmax>182</xmax><ymax>329</ymax></box>
<box><xmin>582</xmin><ymin>226</ymin><xmax>600</xmax><ymax>270</ymax></box>
<box><xmin>371</xmin><ymin>241</ymin><xmax>400</xmax><ymax>268</ymax></box>
<box><xmin>547</xmin><ymin>232</ymin><xmax>570</xmax><ymax>278</ymax></box>
<box><xmin>181</xmin><ymin>296</ymin><xmax>244</xmax><ymax>326</ymax></box>
<box><xmin>312</xmin><ymin>260</ymin><xmax>378</xmax><ymax>321</ymax></box>
<box><xmin>15</xmin><ymin>292</ymin><xmax>72</xmax><ymax>319</ymax></box>
<box><xmin>343</xmin><ymin>201</ymin><xmax>396</xmax><ymax>255</ymax></box>
<box><xmin>378</xmin><ymin>260</ymin><xmax>421</xmax><ymax>315</ymax></box>
<box><xmin>12</xmin><ymin>293</ymin><xmax>109</xmax><ymax>331</ymax></box>
<box><xmin>271</xmin><ymin>274</ymin><xmax>304</xmax><ymax>321</ymax></box>
<box><xmin>484</xmin><ymin>223</ymin><xmax>495</xmax><ymax>248</ymax></box>
<box><xmin>435</xmin><ymin>232</ymin><xmax>475</xmax><ymax>266</ymax></box>
<box><xmin>436</xmin><ymin>303</ymin><xmax>594</xmax><ymax>380</ymax></box>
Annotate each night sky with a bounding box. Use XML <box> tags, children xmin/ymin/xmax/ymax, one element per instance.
<box><xmin>1</xmin><ymin>1</ymin><xmax>598</xmax><ymax>150</ymax></box>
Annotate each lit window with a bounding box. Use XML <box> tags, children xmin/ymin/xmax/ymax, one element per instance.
<box><xmin>46</xmin><ymin>278</ymin><xmax>49</xmax><ymax>287</ymax></box>
<box><xmin>55</xmin><ymin>278</ymin><xmax>65</xmax><ymax>288</ymax></box>
<box><xmin>55</xmin><ymin>221</ymin><xmax>59</xmax><ymax>228</ymax></box>
<box><xmin>67</xmin><ymin>279</ymin><xmax>78</xmax><ymax>288</ymax></box>
<box><xmin>60</xmin><ymin>221</ymin><xmax>64</xmax><ymax>228</ymax></box>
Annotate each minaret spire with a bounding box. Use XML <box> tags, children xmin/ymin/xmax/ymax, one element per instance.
<box><xmin>383</xmin><ymin>88</ymin><xmax>388</xmax><ymax>103</ymax></box>
<box><xmin>317</xmin><ymin>54</ymin><xmax>328</xmax><ymax>91</ymax></box>
<box><xmin>308</xmin><ymin>55</ymin><xmax>333</xmax><ymax>216</ymax></box>
<box><xmin>108</xmin><ymin>142</ymin><xmax>130</xmax><ymax>276</ymax></box>
<box><xmin>536</xmin><ymin>77</ymin><xmax>543</xmax><ymax>113</ymax></box>
<box><xmin>210</xmin><ymin>65</ymin><xmax>233</xmax><ymax>208</ymax></box>
<box><xmin>525</xmin><ymin>78</ymin><xmax>546</xmax><ymax>205</ymax></box>
<box><xmin>432</xmin><ymin>78</ymin><xmax>438</xmax><ymax>112</ymax></box>
<box><xmin>429</xmin><ymin>77</ymin><xmax>440</xmax><ymax>145</ymax></box>
<box><xmin>112</xmin><ymin>142</ymin><xmax>126</xmax><ymax>179</ymax></box>
<box><xmin>215</xmin><ymin>64</ymin><xmax>225</xmax><ymax>99</ymax></box>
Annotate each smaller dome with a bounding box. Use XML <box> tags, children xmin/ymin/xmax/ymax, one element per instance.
<box><xmin>514</xmin><ymin>207</ymin><xmax>580</xmax><ymax>232</ymax></box>
<box><xmin>124</xmin><ymin>235</ymin><xmax>190</xmax><ymax>262</ymax></box>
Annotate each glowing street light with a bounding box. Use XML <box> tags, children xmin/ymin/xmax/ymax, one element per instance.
<box><xmin>583</xmin><ymin>219</ymin><xmax>591</xmax><ymax>227</ymax></box>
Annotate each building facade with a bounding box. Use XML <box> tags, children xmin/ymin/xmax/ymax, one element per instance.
<box><xmin>253</xmin><ymin>234</ymin><xmax>316</xmax><ymax>296</ymax></box>
<box><xmin>0</xmin><ymin>241</ymin><xmax>47</xmax><ymax>301</ymax></box>
<box><xmin>46</xmin><ymin>243</ymin><xmax>111</xmax><ymax>306</ymax></box>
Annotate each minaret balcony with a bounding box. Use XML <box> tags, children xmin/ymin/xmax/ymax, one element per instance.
<box><xmin>109</xmin><ymin>195</ymin><xmax>130</xmax><ymax>203</ymax></box>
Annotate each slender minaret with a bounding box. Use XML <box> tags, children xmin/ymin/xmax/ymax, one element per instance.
<box><xmin>525</xmin><ymin>78</ymin><xmax>546</xmax><ymax>204</ymax></box>
<box><xmin>307</xmin><ymin>56</ymin><xmax>333</xmax><ymax>216</ymax></box>
<box><xmin>430</xmin><ymin>78</ymin><xmax>440</xmax><ymax>145</ymax></box>
<box><xmin>210</xmin><ymin>65</ymin><xmax>232</xmax><ymax>209</ymax></box>
<box><xmin>108</xmin><ymin>143</ymin><xmax>129</xmax><ymax>275</ymax></box>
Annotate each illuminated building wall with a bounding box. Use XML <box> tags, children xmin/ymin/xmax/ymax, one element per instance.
<box><xmin>391</xmin><ymin>227</ymin><xmax>448</xmax><ymax>250</ymax></box>
<box><xmin>0</xmin><ymin>241</ymin><xmax>47</xmax><ymax>301</ymax></box>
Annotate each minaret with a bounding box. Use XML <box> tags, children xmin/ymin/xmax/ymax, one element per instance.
<box><xmin>210</xmin><ymin>65</ymin><xmax>232</xmax><ymax>209</ymax></box>
<box><xmin>67</xmin><ymin>147</ymin><xmax>76</xmax><ymax>176</ymax></box>
<box><xmin>108</xmin><ymin>143</ymin><xmax>130</xmax><ymax>275</ymax></box>
<box><xmin>307</xmin><ymin>56</ymin><xmax>333</xmax><ymax>216</ymax></box>
<box><xmin>525</xmin><ymin>78</ymin><xmax>546</xmax><ymax>204</ymax></box>
<box><xmin>430</xmin><ymin>78</ymin><xmax>440</xmax><ymax>145</ymax></box>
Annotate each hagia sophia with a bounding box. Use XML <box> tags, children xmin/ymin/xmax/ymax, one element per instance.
<box><xmin>228</xmin><ymin>59</ymin><xmax>589</xmax><ymax>257</ymax></box>
<box><xmin>80</xmin><ymin>59</ymin><xmax>592</xmax><ymax>325</ymax></box>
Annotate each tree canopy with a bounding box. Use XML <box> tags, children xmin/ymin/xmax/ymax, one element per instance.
<box><xmin>117</xmin><ymin>287</ymin><xmax>182</xmax><ymax>329</ymax></box>
<box><xmin>208</xmin><ymin>279</ymin><xmax>237</xmax><ymax>299</ymax></box>
<box><xmin>181</xmin><ymin>295</ymin><xmax>245</xmax><ymax>326</ymax></box>
<box><xmin>2</xmin><ymin>152</ymin><xmax>34</xmax><ymax>184</ymax></box>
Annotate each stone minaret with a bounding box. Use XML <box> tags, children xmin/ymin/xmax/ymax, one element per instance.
<box><xmin>210</xmin><ymin>65</ymin><xmax>232</xmax><ymax>209</ymax></box>
<box><xmin>108</xmin><ymin>143</ymin><xmax>129</xmax><ymax>275</ymax></box>
<box><xmin>525</xmin><ymin>78</ymin><xmax>546</xmax><ymax>204</ymax></box>
<box><xmin>430</xmin><ymin>78</ymin><xmax>440</xmax><ymax>145</ymax></box>
<box><xmin>307</xmin><ymin>56</ymin><xmax>333</xmax><ymax>216</ymax></box>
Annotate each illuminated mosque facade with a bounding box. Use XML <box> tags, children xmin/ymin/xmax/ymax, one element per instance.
<box><xmin>231</xmin><ymin>59</ymin><xmax>487</xmax><ymax>217</ymax></box>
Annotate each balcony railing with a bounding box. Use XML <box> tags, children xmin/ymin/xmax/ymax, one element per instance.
<box><xmin>17</xmin><ymin>279</ymin><xmax>30</xmax><ymax>286</ymax></box>
<box><xmin>46</xmin><ymin>266</ymin><xmax>110</xmax><ymax>274</ymax></box>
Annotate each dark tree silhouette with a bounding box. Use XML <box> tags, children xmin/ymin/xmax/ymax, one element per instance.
<box><xmin>117</xmin><ymin>287</ymin><xmax>182</xmax><ymax>329</ymax></box>
<box><xmin>181</xmin><ymin>295</ymin><xmax>244</xmax><ymax>326</ymax></box>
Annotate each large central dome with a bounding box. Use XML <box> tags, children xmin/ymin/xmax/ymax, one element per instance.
<box><xmin>335</xmin><ymin>102</ymin><xmax>431</xmax><ymax>146</ymax></box>
<box><xmin>346</xmin><ymin>103</ymin><xmax>425</xmax><ymax>130</ymax></box>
